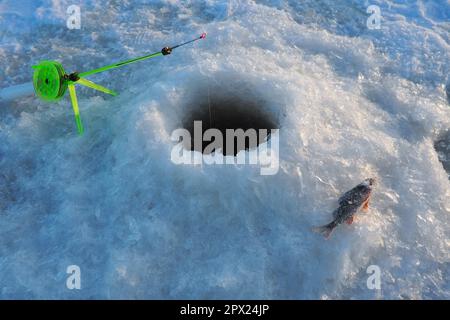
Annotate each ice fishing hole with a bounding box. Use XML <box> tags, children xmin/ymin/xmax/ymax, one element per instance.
<box><xmin>434</xmin><ymin>130</ymin><xmax>450</xmax><ymax>178</ymax></box>
<box><xmin>182</xmin><ymin>95</ymin><xmax>278</xmax><ymax>156</ymax></box>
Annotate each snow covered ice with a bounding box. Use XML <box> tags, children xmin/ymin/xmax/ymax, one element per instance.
<box><xmin>0</xmin><ymin>0</ymin><xmax>449</xmax><ymax>299</ymax></box>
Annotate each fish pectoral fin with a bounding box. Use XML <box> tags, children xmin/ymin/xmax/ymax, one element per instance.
<box><xmin>362</xmin><ymin>199</ymin><xmax>370</xmax><ymax>212</ymax></box>
<box><xmin>346</xmin><ymin>216</ymin><xmax>354</xmax><ymax>225</ymax></box>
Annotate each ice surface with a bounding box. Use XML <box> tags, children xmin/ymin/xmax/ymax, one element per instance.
<box><xmin>0</xmin><ymin>0</ymin><xmax>449</xmax><ymax>299</ymax></box>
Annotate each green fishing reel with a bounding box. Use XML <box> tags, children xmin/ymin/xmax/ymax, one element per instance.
<box><xmin>31</xmin><ymin>32</ymin><xmax>206</xmax><ymax>135</ymax></box>
<box><xmin>32</xmin><ymin>61</ymin><xmax>68</xmax><ymax>101</ymax></box>
<box><xmin>32</xmin><ymin>60</ymin><xmax>117</xmax><ymax>135</ymax></box>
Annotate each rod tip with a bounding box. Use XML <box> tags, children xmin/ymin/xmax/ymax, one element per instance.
<box><xmin>200</xmin><ymin>32</ymin><xmax>207</xmax><ymax>39</ymax></box>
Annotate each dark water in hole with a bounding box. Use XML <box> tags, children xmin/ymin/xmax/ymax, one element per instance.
<box><xmin>434</xmin><ymin>131</ymin><xmax>450</xmax><ymax>178</ymax></box>
<box><xmin>183</xmin><ymin>96</ymin><xmax>278</xmax><ymax>156</ymax></box>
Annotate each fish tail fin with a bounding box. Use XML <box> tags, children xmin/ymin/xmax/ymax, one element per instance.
<box><xmin>312</xmin><ymin>222</ymin><xmax>336</xmax><ymax>240</ymax></box>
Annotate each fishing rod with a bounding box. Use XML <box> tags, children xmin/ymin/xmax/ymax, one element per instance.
<box><xmin>32</xmin><ymin>32</ymin><xmax>207</xmax><ymax>135</ymax></box>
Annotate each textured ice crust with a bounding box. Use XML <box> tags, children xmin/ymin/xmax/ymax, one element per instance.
<box><xmin>0</xmin><ymin>0</ymin><xmax>449</xmax><ymax>299</ymax></box>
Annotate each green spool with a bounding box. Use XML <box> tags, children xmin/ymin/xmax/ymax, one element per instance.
<box><xmin>32</xmin><ymin>61</ymin><xmax>68</xmax><ymax>101</ymax></box>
